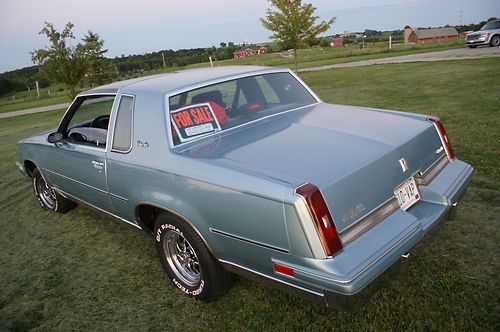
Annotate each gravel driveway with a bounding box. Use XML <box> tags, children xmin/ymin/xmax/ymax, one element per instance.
<box><xmin>299</xmin><ymin>46</ymin><xmax>500</xmax><ymax>72</ymax></box>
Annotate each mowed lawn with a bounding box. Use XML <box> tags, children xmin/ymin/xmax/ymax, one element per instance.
<box><xmin>0</xmin><ymin>58</ymin><xmax>499</xmax><ymax>330</ymax></box>
<box><xmin>0</xmin><ymin>40</ymin><xmax>462</xmax><ymax>114</ymax></box>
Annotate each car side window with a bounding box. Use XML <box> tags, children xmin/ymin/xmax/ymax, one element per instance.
<box><xmin>112</xmin><ymin>95</ymin><xmax>134</xmax><ymax>152</ymax></box>
<box><xmin>63</xmin><ymin>95</ymin><xmax>115</xmax><ymax>148</ymax></box>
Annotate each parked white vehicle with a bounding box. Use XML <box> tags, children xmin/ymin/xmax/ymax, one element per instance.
<box><xmin>465</xmin><ymin>20</ymin><xmax>500</xmax><ymax>48</ymax></box>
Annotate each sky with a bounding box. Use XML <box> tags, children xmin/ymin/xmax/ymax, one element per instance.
<box><xmin>0</xmin><ymin>0</ymin><xmax>498</xmax><ymax>73</ymax></box>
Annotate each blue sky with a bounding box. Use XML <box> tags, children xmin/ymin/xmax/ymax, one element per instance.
<box><xmin>0</xmin><ymin>0</ymin><xmax>498</xmax><ymax>73</ymax></box>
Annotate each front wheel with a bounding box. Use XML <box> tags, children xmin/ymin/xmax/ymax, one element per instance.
<box><xmin>33</xmin><ymin>168</ymin><xmax>76</xmax><ymax>213</ymax></box>
<box><xmin>154</xmin><ymin>213</ymin><xmax>232</xmax><ymax>301</ymax></box>
<box><xmin>490</xmin><ymin>35</ymin><xmax>500</xmax><ymax>47</ymax></box>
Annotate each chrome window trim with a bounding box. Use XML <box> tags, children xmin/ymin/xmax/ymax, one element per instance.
<box><xmin>164</xmin><ymin>69</ymin><xmax>321</xmax><ymax>150</ymax></box>
<box><xmin>209</xmin><ymin>228</ymin><xmax>290</xmax><ymax>254</ymax></box>
<box><xmin>54</xmin><ymin>188</ymin><xmax>141</xmax><ymax>229</ymax></box>
<box><xmin>110</xmin><ymin>94</ymin><xmax>135</xmax><ymax>154</ymax></box>
<box><xmin>57</xmin><ymin>93</ymin><xmax>118</xmax><ymax>131</ymax></box>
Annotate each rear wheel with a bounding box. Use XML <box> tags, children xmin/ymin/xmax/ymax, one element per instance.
<box><xmin>490</xmin><ymin>35</ymin><xmax>500</xmax><ymax>47</ymax></box>
<box><xmin>154</xmin><ymin>213</ymin><xmax>232</xmax><ymax>301</ymax></box>
<box><xmin>33</xmin><ymin>168</ymin><xmax>76</xmax><ymax>213</ymax></box>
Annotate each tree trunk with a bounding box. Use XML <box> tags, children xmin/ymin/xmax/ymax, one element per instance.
<box><xmin>293</xmin><ymin>48</ymin><xmax>298</xmax><ymax>73</ymax></box>
<box><xmin>68</xmin><ymin>85</ymin><xmax>78</xmax><ymax>100</ymax></box>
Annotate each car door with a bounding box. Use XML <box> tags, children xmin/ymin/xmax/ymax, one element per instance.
<box><xmin>43</xmin><ymin>94</ymin><xmax>116</xmax><ymax>212</ymax></box>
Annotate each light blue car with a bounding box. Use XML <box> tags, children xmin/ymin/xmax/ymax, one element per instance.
<box><xmin>16</xmin><ymin>66</ymin><xmax>473</xmax><ymax>306</ymax></box>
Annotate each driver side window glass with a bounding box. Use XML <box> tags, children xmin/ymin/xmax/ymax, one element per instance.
<box><xmin>65</xmin><ymin>95</ymin><xmax>114</xmax><ymax>147</ymax></box>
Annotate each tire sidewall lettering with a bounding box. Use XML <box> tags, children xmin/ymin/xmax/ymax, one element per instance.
<box><xmin>172</xmin><ymin>277</ymin><xmax>205</xmax><ymax>296</ymax></box>
<box><xmin>156</xmin><ymin>221</ymin><xmax>206</xmax><ymax>298</ymax></box>
<box><xmin>156</xmin><ymin>223</ymin><xmax>182</xmax><ymax>242</ymax></box>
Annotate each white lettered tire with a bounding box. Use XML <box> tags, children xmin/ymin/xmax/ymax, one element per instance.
<box><xmin>154</xmin><ymin>213</ymin><xmax>232</xmax><ymax>301</ymax></box>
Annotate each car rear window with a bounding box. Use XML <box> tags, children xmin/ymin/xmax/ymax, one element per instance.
<box><xmin>168</xmin><ymin>72</ymin><xmax>317</xmax><ymax>145</ymax></box>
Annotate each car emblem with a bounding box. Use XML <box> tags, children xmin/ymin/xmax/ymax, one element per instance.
<box><xmin>399</xmin><ymin>158</ymin><xmax>409</xmax><ymax>172</ymax></box>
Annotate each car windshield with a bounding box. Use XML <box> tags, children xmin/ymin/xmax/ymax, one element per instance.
<box><xmin>168</xmin><ymin>72</ymin><xmax>317</xmax><ymax>145</ymax></box>
<box><xmin>480</xmin><ymin>21</ymin><xmax>500</xmax><ymax>30</ymax></box>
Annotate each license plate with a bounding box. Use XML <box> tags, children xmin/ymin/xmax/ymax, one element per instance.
<box><xmin>394</xmin><ymin>177</ymin><xmax>420</xmax><ymax>210</ymax></box>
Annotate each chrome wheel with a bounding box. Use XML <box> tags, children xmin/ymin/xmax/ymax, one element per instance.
<box><xmin>163</xmin><ymin>230</ymin><xmax>201</xmax><ymax>287</ymax></box>
<box><xmin>37</xmin><ymin>177</ymin><xmax>57</xmax><ymax>209</ymax></box>
<box><xmin>491</xmin><ymin>35</ymin><xmax>500</xmax><ymax>47</ymax></box>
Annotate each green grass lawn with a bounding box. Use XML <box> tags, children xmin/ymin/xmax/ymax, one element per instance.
<box><xmin>187</xmin><ymin>40</ymin><xmax>464</xmax><ymax>70</ymax></box>
<box><xmin>0</xmin><ymin>58</ymin><xmax>498</xmax><ymax>330</ymax></box>
<box><xmin>0</xmin><ymin>40</ymin><xmax>463</xmax><ymax>115</ymax></box>
<box><xmin>0</xmin><ymin>95</ymin><xmax>70</xmax><ymax>114</ymax></box>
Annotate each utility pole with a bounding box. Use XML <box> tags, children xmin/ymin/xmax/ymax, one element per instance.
<box><xmin>209</xmin><ymin>56</ymin><xmax>213</xmax><ymax>67</ymax></box>
<box><xmin>389</xmin><ymin>35</ymin><xmax>392</xmax><ymax>51</ymax></box>
<box><xmin>161</xmin><ymin>52</ymin><xmax>166</xmax><ymax>71</ymax></box>
<box><xmin>35</xmin><ymin>81</ymin><xmax>40</xmax><ymax>98</ymax></box>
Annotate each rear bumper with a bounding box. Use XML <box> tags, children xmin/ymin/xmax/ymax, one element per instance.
<box><xmin>275</xmin><ymin>159</ymin><xmax>474</xmax><ymax>307</ymax></box>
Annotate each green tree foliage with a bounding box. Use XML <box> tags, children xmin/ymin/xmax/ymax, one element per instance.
<box><xmin>81</xmin><ymin>31</ymin><xmax>115</xmax><ymax>87</ymax></box>
<box><xmin>260</xmin><ymin>0</ymin><xmax>335</xmax><ymax>71</ymax></box>
<box><xmin>31</xmin><ymin>22</ymin><xmax>112</xmax><ymax>99</ymax></box>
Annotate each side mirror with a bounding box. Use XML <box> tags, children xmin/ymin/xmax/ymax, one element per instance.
<box><xmin>47</xmin><ymin>132</ymin><xmax>63</xmax><ymax>144</ymax></box>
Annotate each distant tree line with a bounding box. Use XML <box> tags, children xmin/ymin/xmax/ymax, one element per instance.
<box><xmin>0</xmin><ymin>17</ymin><xmax>496</xmax><ymax>98</ymax></box>
<box><xmin>113</xmin><ymin>44</ymin><xmax>240</xmax><ymax>74</ymax></box>
<box><xmin>0</xmin><ymin>39</ymin><xmax>242</xmax><ymax>98</ymax></box>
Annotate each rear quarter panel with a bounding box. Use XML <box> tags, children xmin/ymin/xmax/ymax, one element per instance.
<box><xmin>106</xmin><ymin>90</ymin><xmax>292</xmax><ymax>272</ymax></box>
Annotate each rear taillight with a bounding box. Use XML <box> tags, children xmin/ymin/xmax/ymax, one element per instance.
<box><xmin>295</xmin><ymin>183</ymin><xmax>343</xmax><ymax>257</ymax></box>
<box><xmin>427</xmin><ymin>116</ymin><xmax>455</xmax><ymax>160</ymax></box>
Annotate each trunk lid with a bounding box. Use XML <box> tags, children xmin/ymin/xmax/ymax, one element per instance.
<box><xmin>181</xmin><ymin>103</ymin><xmax>444</xmax><ymax>232</ymax></box>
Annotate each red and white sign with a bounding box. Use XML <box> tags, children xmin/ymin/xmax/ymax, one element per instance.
<box><xmin>170</xmin><ymin>103</ymin><xmax>222</xmax><ymax>142</ymax></box>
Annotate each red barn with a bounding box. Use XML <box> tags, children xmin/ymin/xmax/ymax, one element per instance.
<box><xmin>233</xmin><ymin>47</ymin><xmax>268</xmax><ymax>59</ymax></box>
<box><xmin>407</xmin><ymin>27</ymin><xmax>459</xmax><ymax>43</ymax></box>
<box><xmin>329</xmin><ymin>37</ymin><xmax>344</xmax><ymax>47</ymax></box>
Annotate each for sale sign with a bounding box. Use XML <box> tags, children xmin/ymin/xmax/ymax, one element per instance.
<box><xmin>170</xmin><ymin>103</ymin><xmax>222</xmax><ymax>142</ymax></box>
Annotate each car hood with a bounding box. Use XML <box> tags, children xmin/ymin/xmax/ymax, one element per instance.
<box><xmin>469</xmin><ymin>29</ymin><xmax>497</xmax><ymax>35</ymax></box>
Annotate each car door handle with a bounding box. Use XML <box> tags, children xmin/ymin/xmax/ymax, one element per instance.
<box><xmin>92</xmin><ymin>161</ymin><xmax>104</xmax><ymax>169</ymax></box>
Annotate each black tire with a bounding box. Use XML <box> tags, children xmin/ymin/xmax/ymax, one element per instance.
<box><xmin>490</xmin><ymin>35</ymin><xmax>500</xmax><ymax>47</ymax></box>
<box><xmin>154</xmin><ymin>213</ymin><xmax>232</xmax><ymax>301</ymax></box>
<box><xmin>468</xmin><ymin>45</ymin><xmax>477</xmax><ymax>48</ymax></box>
<box><xmin>33</xmin><ymin>168</ymin><xmax>76</xmax><ymax>213</ymax></box>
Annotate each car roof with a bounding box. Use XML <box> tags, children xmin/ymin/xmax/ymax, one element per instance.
<box><xmin>81</xmin><ymin>66</ymin><xmax>288</xmax><ymax>96</ymax></box>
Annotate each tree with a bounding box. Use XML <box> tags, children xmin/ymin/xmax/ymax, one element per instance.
<box><xmin>319</xmin><ymin>37</ymin><xmax>330</xmax><ymax>48</ymax></box>
<box><xmin>81</xmin><ymin>31</ymin><xmax>114</xmax><ymax>87</ymax></box>
<box><xmin>31</xmin><ymin>22</ymin><xmax>111</xmax><ymax>98</ymax></box>
<box><xmin>220</xmin><ymin>42</ymin><xmax>227</xmax><ymax>48</ymax></box>
<box><xmin>261</xmin><ymin>0</ymin><xmax>335</xmax><ymax>71</ymax></box>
